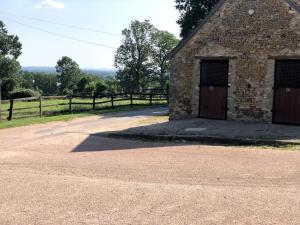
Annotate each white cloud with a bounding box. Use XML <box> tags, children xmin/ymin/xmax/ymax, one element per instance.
<box><xmin>35</xmin><ymin>0</ymin><xmax>66</xmax><ymax>9</ymax></box>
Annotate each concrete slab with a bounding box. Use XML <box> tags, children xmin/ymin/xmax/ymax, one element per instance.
<box><xmin>108</xmin><ymin>117</ymin><xmax>300</xmax><ymax>145</ymax></box>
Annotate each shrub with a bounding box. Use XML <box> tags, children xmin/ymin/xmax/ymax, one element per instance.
<box><xmin>62</xmin><ymin>88</ymin><xmax>73</xmax><ymax>97</ymax></box>
<box><xmin>9</xmin><ymin>89</ymin><xmax>40</xmax><ymax>99</ymax></box>
<box><xmin>95</xmin><ymin>81</ymin><xmax>108</xmax><ymax>97</ymax></box>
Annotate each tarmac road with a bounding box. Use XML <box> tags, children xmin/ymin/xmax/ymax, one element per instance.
<box><xmin>0</xmin><ymin>107</ymin><xmax>299</xmax><ymax>225</ymax></box>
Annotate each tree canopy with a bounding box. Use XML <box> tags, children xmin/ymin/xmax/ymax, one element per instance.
<box><xmin>114</xmin><ymin>20</ymin><xmax>178</xmax><ymax>93</ymax></box>
<box><xmin>75</xmin><ymin>75</ymin><xmax>108</xmax><ymax>97</ymax></box>
<box><xmin>21</xmin><ymin>72</ymin><xmax>59</xmax><ymax>96</ymax></box>
<box><xmin>115</xmin><ymin>20</ymin><xmax>155</xmax><ymax>93</ymax></box>
<box><xmin>0</xmin><ymin>21</ymin><xmax>22</xmax><ymax>59</ymax></box>
<box><xmin>0</xmin><ymin>20</ymin><xmax>22</xmax><ymax>98</ymax></box>
<box><xmin>56</xmin><ymin>56</ymin><xmax>81</xmax><ymax>95</ymax></box>
<box><xmin>151</xmin><ymin>30</ymin><xmax>178</xmax><ymax>90</ymax></box>
<box><xmin>175</xmin><ymin>0</ymin><xmax>220</xmax><ymax>38</ymax></box>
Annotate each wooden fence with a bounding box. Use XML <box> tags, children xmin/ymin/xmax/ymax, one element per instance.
<box><xmin>0</xmin><ymin>93</ymin><xmax>168</xmax><ymax>122</ymax></box>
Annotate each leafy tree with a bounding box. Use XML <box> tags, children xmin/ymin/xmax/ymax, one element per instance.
<box><xmin>75</xmin><ymin>76</ymin><xmax>96</xmax><ymax>96</ymax></box>
<box><xmin>76</xmin><ymin>76</ymin><xmax>92</xmax><ymax>95</ymax></box>
<box><xmin>20</xmin><ymin>72</ymin><xmax>35</xmax><ymax>90</ymax></box>
<box><xmin>175</xmin><ymin>0</ymin><xmax>220</xmax><ymax>37</ymax></box>
<box><xmin>0</xmin><ymin>20</ymin><xmax>22</xmax><ymax>98</ymax></box>
<box><xmin>95</xmin><ymin>81</ymin><xmax>108</xmax><ymax>97</ymax></box>
<box><xmin>0</xmin><ymin>21</ymin><xmax>22</xmax><ymax>58</ymax></box>
<box><xmin>56</xmin><ymin>56</ymin><xmax>81</xmax><ymax>95</ymax></box>
<box><xmin>0</xmin><ymin>57</ymin><xmax>21</xmax><ymax>81</ymax></box>
<box><xmin>21</xmin><ymin>72</ymin><xmax>59</xmax><ymax>96</ymax></box>
<box><xmin>75</xmin><ymin>74</ymin><xmax>108</xmax><ymax>97</ymax></box>
<box><xmin>104</xmin><ymin>78</ymin><xmax>118</xmax><ymax>94</ymax></box>
<box><xmin>151</xmin><ymin>31</ymin><xmax>179</xmax><ymax>90</ymax></box>
<box><xmin>114</xmin><ymin>20</ymin><xmax>156</xmax><ymax>93</ymax></box>
<box><xmin>0</xmin><ymin>58</ymin><xmax>22</xmax><ymax>99</ymax></box>
<box><xmin>86</xmin><ymin>81</ymin><xmax>97</xmax><ymax>96</ymax></box>
<box><xmin>1</xmin><ymin>77</ymin><xmax>20</xmax><ymax>99</ymax></box>
<box><xmin>115</xmin><ymin>20</ymin><xmax>178</xmax><ymax>93</ymax></box>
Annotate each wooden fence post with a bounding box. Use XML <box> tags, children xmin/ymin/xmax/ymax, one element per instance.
<box><xmin>69</xmin><ymin>97</ymin><xmax>73</xmax><ymax>113</ymax></box>
<box><xmin>8</xmin><ymin>99</ymin><xmax>14</xmax><ymax>121</ymax></box>
<box><xmin>39</xmin><ymin>96</ymin><xmax>43</xmax><ymax>118</ymax></box>
<box><xmin>130</xmin><ymin>93</ymin><xmax>133</xmax><ymax>108</ymax></box>
<box><xmin>111</xmin><ymin>94</ymin><xmax>114</xmax><ymax>108</ymax></box>
<box><xmin>149</xmin><ymin>94</ymin><xmax>153</xmax><ymax>106</ymax></box>
<box><xmin>93</xmin><ymin>95</ymin><xmax>96</xmax><ymax>110</ymax></box>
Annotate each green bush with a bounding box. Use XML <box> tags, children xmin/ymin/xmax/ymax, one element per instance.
<box><xmin>9</xmin><ymin>89</ymin><xmax>40</xmax><ymax>99</ymax></box>
<box><xmin>95</xmin><ymin>81</ymin><xmax>108</xmax><ymax>97</ymax></box>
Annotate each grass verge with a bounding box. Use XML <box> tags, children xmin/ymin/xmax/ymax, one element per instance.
<box><xmin>0</xmin><ymin>105</ymin><xmax>159</xmax><ymax>130</ymax></box>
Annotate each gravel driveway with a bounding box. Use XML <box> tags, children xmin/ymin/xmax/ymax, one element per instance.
<box><xmin>0</xmin><ymin>107</ymin><xmax>299</xmax><ymax>225</ymax></box>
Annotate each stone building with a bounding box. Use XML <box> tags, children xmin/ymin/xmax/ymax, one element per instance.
<box><xmin>168</xmin><ymin>0</ymin><xmax>300</xmax><ymax>125</ymax></box>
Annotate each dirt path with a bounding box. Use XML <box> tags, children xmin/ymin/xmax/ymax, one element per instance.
<box><xmin>0</xmin><ymin>107</ymin><xmax>299</xmax><ymax>225</ymax></box>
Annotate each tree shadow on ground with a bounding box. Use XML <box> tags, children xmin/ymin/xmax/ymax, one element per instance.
<box><xmin>72</xmin><ymin>123</ymin><xmax>300</xmax><ymax>153</ymax></box>
<box><xmin>110</xmin><ymin>119</ymin><xmax>300</xmax><ymax>142</ymax></box>
<box><xmin>72</xmin><ymin>106</ymin><xmax>175</xmax><ymax>152</ymax></box>
<box><xmin>72</xmin><ymin>134</ymin><xmax>185</xmax><ymax>152</ymax></box>
<box><xmin>72</xmin><ymin>117</ymin><xmax>300</xmax><ymax>152</ymax></box>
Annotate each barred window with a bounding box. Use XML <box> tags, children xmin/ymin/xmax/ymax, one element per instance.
<box><xmin>275</xmin><ymin>60</ymin><xmax>300</xmax><ymax>88</ymax></box>
<box><xmin>200</xmin><ymin>60</ymin><xmax>229</xmax><ymax>87</ymax></box>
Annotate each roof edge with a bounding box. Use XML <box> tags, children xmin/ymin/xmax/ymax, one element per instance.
<box><xmin>285</xmin><ymin>0</ymin><xmax>300</xmax><ymax>13</ymax></box>
<box><xmin>167</xmin><ymin>0</ymin><xmax>226</xmax><ymax>60</ymax></box>
<box><xmin>167</xmin><ymin>0</ymin><xmax>300</xmax><ymax>60</ymax></box>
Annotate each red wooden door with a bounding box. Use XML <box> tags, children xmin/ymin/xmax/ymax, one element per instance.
<box><xmin>199</xmin><ymin>60</ymin><xmax>229</xmax><ymax>120</ymax></box>
<box><xmin>274</xmin><ymin>88</ymin><xmax>300</xmax><ymax>125</ymax></box>
<box><xmin>273</xmin><ymin>60</ymin><xmax>300</xmax><ymax>125</ymax></box>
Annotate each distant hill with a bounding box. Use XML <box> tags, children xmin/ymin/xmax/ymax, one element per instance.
<box><xmin>22</xmin><ymin>67</ymin><xmax>57</xmax><ymax>74</ymax></box>
<box><xmin>82</xmin><ymin>68</ymin><xmax>117</xmax><ymax>78</ymax></box>
<box><xmin>22</xmin><ymin>67</ymin><xmax>117</xmax><ymax>79</ymax></box>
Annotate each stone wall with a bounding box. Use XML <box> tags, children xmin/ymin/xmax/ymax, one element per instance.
<box><xmin>170</xmin><ymin>0</ymin><xmax>300</xmax><ymax>122</ymax></box>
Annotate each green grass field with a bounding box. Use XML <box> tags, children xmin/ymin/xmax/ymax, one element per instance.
<box><xmin>0</xmin><ymin>96</ymin><xmax>167</xmax><ymax>129</ymax></box>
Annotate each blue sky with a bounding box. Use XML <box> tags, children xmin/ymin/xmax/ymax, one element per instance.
<box><xmin>1</xmin><ymin>0</ymin><xmax>180</xmax><ymax>69</ymax></box>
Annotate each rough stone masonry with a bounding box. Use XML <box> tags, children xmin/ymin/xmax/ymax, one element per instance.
<box><xmin>169</xmin><ymin>0</ymin><xmax>300</xmax><ymax>122</ymax></box>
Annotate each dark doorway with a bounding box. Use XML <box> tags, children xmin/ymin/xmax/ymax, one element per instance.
<box><xmin>199</xmin><ymin>60</ymin><xmax>229</xmax><ymax>120</ymax></box>
<box><xmin>273</xmin><ymin>60</ymin><xmax>300</xmax><ymax>125</ymax></box>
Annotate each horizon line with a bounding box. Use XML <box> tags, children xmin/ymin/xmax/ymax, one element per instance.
<box><xmin>22</xmin><ymin>66</ymin><xmax>117</xmax><ymax>70</ymax></box>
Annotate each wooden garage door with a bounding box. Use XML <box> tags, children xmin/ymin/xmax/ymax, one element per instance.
<box><xmin>273</xmin><ymin>60</ymin><xmax>300</xmax><ymax>125</ymax></box>
<box><xmin>199</xmin><ymin>60</ymin><xmax>229</xmax><ymax>120</ymax></box>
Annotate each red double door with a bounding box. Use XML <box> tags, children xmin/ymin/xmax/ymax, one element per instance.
<box><xmin>199</xmin><ymin>60</ymin><xmax>229</xmax><ymax>120</ymax></box>
<box><xmin>199</xmin><ymin>60</ymin><xmax>300</xmax><ymax>125</ymax></box>
<box><xmin>273</xmin><ymin>60</ymin><xmax>300</xmax><ymax>125</ymax></box>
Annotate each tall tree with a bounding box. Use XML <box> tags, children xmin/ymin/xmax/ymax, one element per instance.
<box><xmin>114</xmin><ymin>20</ymin><xmax>155</xmax><ymax>92</ymax></box>
<box><xmin>0</xmin><ymin>21</ymin><xmax>22</xmax><ymax>58</ymax></box>
<box><xmin>21</xmin><ymin>72</ymin><xmax>59</xmax><ymax>96</ymax></box>
<box><xmin>55</xmin><ymin>56</ymin><xmax>81</xmax><ymax>95</ymax></box>
<box><xmin>104</xmin><ymin>77</ymin><xmax>118</xmax><ymax>94</ymax></box>
<box><xmin>75</xmin><ymin>76</ymin><xmax>97</xmax><ymax>97</ymax></box>
<box><xmin>0</xmin><ymin>20</ymin><xmax>22</xmax><ymax>98</ymax></box>
<box><xmin>175</xmin><ymin>0</ymin><xmax>220</xmax><ymax>38</ymax></box>
<box><xmin>151</xmin><ymin>31</ymin><xmax>179</xmax><ymax>90</ymax></box>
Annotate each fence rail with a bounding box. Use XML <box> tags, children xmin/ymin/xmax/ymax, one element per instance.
<box><xmin>0</xmin><ymin>93</ymin><xmax>168</xmax><ymax>122</ymax></box>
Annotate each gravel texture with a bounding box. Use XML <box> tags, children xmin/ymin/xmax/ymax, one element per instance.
<box><xmin>0</xmin><ymin>108</ymin><xmax>299</xmax><ymax>225</ymax></box>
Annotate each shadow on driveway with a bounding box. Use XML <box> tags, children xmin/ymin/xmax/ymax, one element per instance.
<box><xmin>72</xmin><ymin>135</ymin><xmax>184</xmax><ymax>152</ymax></box>
<box><xmin>73</xmin><ymin>120</ymin><xmax>300</xmax><ymax>153</ymax></box>
<box><xmin>71</xmin><ymin>107</ymin><xmax>300</xmax><ymax>153</ymax></box>
<box><xmin>72</xmin><ymin>106</ymin><xmax>175</xmax><ymax>152</ymax></box>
